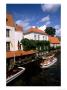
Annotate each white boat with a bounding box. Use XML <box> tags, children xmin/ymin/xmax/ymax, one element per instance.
<box><xmin>6</xmin><ymin>67</ymin><xmax>25</xmax><ymax>84</ymax></box>
<box><xmin>40</xmin><ymin>57</ymin><xmax>57</xmax><ymax>68</ymax></box>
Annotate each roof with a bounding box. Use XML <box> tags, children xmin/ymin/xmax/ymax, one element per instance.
<box><xmin>6</xmin><ymin>50</ymin><xmax>36</xmax><ymax>58</ymax></box>
<box><xmin>24</xmin><ymin>27</ymin><xmax>46</xmax><ymax>35</ymax></box>
<box><xmin>48</xmin><ymin>36</ymin><xmax>60</xmax><ymax>44</ymax></box>
<box><xmin>15</xmin><ymin>25</ymin><xmax>23</xmax><ymax>32</ymax></box>
<box><xmin>6</xmin><ymin>14</ymin><xmax>23</xmax><ymax>32</ymax></box>
<box><xmin>6</xmin><ymin>14</ymin><xmax>15</xmax><ymax>27</ymax></box>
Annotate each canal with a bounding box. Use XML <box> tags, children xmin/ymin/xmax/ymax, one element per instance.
<box><xmin>7</xmin><ymin>51</ymin><xmax>61</xmax><ymax>86</ymax></box>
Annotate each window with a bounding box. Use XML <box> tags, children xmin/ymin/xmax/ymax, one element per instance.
<box><xmin>6</xmin><ymin>29</ymin><xmax>10</xmax><ymax>37</ymax></box>
<box><xmin>45</xmin><ymin>36</ymin><xmax>47</xmax><ymax>40</ymax></box>
<box><xmin>34</xmin><ymin>34</ymin><xmax>36</xmax><ymax>40</ymax></box>
<box><xmin>6</xmin><ymin>42</ymin><xmax>10</xmax><ymax>51</ymax></box>
<box><xmin>6</xmin><ymin>18</ymin><xmax>8</xmax><ymax>22</ymax></box>
<box><xmin>18</xmin><ymin>41</ymin><xmax>21</xmax><ymax>50</ymax></box>
<box><xmin>43</xmin><ymin>36</ymin><xmax>44</xmax><ymax>40</ymax></box>
<box><xmin>38</xmin><ymin>35</ymin><xmax>40</xmax><ymax>40</ymax></box>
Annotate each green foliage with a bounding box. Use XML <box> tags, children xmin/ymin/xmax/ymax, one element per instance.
<box><xmin>49</xmin><ymin>46</ymin><xmax>61</xmax><ymax>51</ymax></box>
<box><xmin>50</xmin><ymin>47</ymin><xmax>55</xmax><ymax>51</ymax></box>
<box><xmin>45</xmin><ymin>27</ymin><xmax>56</xmax><ymax>36</ymax></box>
<box><xmin>21</xmin><ymin>38</ymin><xmax>30</xmax><ymax>50</ymax></box>
<box><xmin>21</xmin><ymin>38</ymin><xmax>36</xmax><ymax>50</ymax></box>
<box><xmin>21</xmin><ymin>38</ymin><xmax>50</xmax><ymax>51</ymax></box>
<box><xmin>55</xmin><ymin>46</ymin><xmax>61</xmax><ymax>49</ymax></box>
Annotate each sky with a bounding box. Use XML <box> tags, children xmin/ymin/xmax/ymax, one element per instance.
<box><xmin>6</xmin><ymin>4</ymin><xmax>61</xmax><ymax>36</ymax></box>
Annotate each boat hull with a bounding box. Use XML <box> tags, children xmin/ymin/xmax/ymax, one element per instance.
<box><xmin>40</xmin><ymin>58</ymin><xmax>57</xmax><ymax>68</ymax></box>
<box><xmin>6</xmin><ymin>67</ymin><xmax>25</xmax><ymax>84</ymax></box>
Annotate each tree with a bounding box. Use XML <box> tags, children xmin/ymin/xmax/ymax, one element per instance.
<box><xmin>21</xmin><ymin>38</ymin><xmax>50</xmax><ymax>51</ymax></box>
<box><xmin>29</xmin><ymin>40</ymin><xmax>36</xmax><ymax>50</ymax></box>
<box><xmin>35</xmin><ymin>40</ymin><xmax>50</xmax><ymax>51</ymax></box>
<box><xmin>40</xmin><ymin>40</ymin><xmax>50</xmax><ymax>51</ymax></box>
<box><xmin>45</xmin><ymin>27</ymin><xmax>56</xmax><ymax>36</ymax></box>
<box><xmin>21</xmin><ymin>38</ymin><xmax>31</xmax><ymax>50</ymax></box>
<box><xmin>21</xmin><ymin>38</ymin><xmax>36</xmax><ymax>50</ymax></box>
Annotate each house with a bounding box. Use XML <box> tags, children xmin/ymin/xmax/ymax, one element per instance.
<box><xmin>24</xmin><ymin>26</ymin><xmax>60</xmax><ymax>49</ymax></box>
<box><xmin>6</xmin><ymin>14</ymin><xmax>23</xmax><ymax>51</ymax></box>
<box><xmin>48</xmin><ymin>36</ymin><xmax>60</xmax><ymax>48</ymax></box>
<box><xmin>6</xmin><ymin>14</ymin><xmax>15</xmax><ymax>51</ymax></box>
<box><xmin>6</xmin><ymin>14</ymin><xmax>24</xmax><ymax>71</ymax></box>
<box><xmin>24</xmin><ymin>26</ymin><xmax>48</xmax><ymax>41</ymax></box>
<box><xmin>15</xmin><ymin>25</ymin><xmax>23</xmax><ymax>50</ymax></box>
<box><xmin>6</xmin><ymin>14</ymin><xmax>36</xmax><ymax>71</ymax></box>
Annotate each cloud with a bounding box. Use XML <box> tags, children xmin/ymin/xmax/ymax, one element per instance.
<box><xmin>45</xmin><ymin>21</ymin><xmax>51</xmax><ymax>26</ymax></box>
<box><xmin>16</xmin><ymin>19</ymin><xmax>31</xmax><ymax>31</ymax></box>
<box><xmin>54</xmin><ymin>25</ymin><xmax>61</xmax><ymax>36</ymax></box>
<box><xmin>38</xmin><ymin>25</ymin><xmax>46</xmax><ymax>31</ymax></box>
<box><xmin>40</xmin><ymin>15</ymin><xmax>50</xmax><ymax>22</ymax></box>
<box><xmin>54</xmin><ymin>25</ymin><xmax>60</xmax><ymax>30</ymax></box>
<box><xmin>56</xmin><ymin>29</ymin><xmax>61</xmax><ymax>36</ymax></box>
<box><xmin>39</xmin><ymin>15</ymin><xmax>51</xmax><ymax>26</ymax></box>
<box><xmin>41</xmin><ymin>4</ymin><xmax>60</xmax><ymax>12</ymax></box>
<box><xmin>16</xmin><ymin>20</ymin><xmax>22</xmax><ymax>25</ymax></box>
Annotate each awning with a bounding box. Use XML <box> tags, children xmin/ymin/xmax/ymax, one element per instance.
<box><xmin>6</xmin><ymin>50</ymin><xmax>36</xmax><ymax>58</ymax></box>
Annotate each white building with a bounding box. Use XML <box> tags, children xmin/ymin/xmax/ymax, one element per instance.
<box><xmin>24</xmin><ymin>26</ymin><xmax>60</xmax><ymax>48</ymax></box>
<box><xmin>24</xmin><ymin>26</ymin><xmax>48</xmax><ymax>41</ymax></box>
<box><xmin>6</xmin><ymin>14</ymin><xmax>36</xmax><ymax>71</ymax></box>
<box><xmin>6</xmin><ymin>14</ymin><xmax>24</xmax><ymax>71</ymax></box>
<box><xmin>48</xmin><ymin>36</ymin><xmax>60</xmax><ymax>48</ymax></box>
<box><xmin>6</xmin><ymin>14</ymin><xmax>23</xmax><ymax>52</ymax></box>
<box><xmin>15</xmin><ymin>25</ymin><xmax>23</xmax><ymax>51</ymax></box>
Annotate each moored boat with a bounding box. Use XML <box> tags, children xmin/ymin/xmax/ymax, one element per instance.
<box><xmin>6</xmin><ymin>67</ymin><xmax>25</xmax><ymax>84</ymax></box>
<box><xmin>40</xmin><ymin>57</ymin><xmax>57</xmax><ymax>68</ymax></box>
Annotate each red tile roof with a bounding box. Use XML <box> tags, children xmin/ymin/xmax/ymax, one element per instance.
<box><xmin>6</xmin><ymin>50</ymin><xmax>36</xmax><ymax>58</ymax></box>
<box><xmin>6</xmin><ymin>14</ymin><xmax>15</xmax><ymax>27</ymax></box>
<box><xmin>48</xmin><ymin>36</ymin><xmax>60</xmax><ymax>44</ymax></box>
<box><xmin>6</xmin><ymin>14</ymin><xmax>23</xmax><ymax>32</ymax></box>
<box><xmin>25</xmin><ymin>27</ymin><xmax>46</xmax><ymax>35</ymax></box>
<box><xmin>15</xmin><ymin>25</ymin><xmax>23</xmax><ymax>32</ymax></box>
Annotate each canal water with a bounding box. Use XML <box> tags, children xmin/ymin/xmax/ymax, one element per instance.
<box><xmin>7</xmin><ymin>52</ymin><xmax>61</xmax><ymax>86</ymax></box>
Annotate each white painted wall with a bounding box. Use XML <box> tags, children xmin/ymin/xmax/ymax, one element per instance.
<box><xmin>15</xmin><ymin>31</ymin><xmax>23</xmax><ymax>50</ymax></box>
<box><xmin>24</xmin><ymin>32</ymin><xmax>48</xmax><ymax>41</ymax></box>
<box><xmin>6</xmin><ymin>26</ymin><xmax>23</xmax><ymax>51</ymax></box>
<box><xmin>50</xmin><ymin>43</ymin><xmax>60</xmax><ymax>48</ymax></box>
<box><xmin>24</xmin><ymin>33</ymin><xmax>34</xmax><ymax>40</ymax></box>
<box><xmin>6</xmin><ymin>26</ymin><xmax>15</xmax><ymax>51</ymax></box>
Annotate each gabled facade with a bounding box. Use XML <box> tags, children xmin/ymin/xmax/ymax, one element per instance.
<box><xmin>24</xmin><ymin>26</ymin><xmax>60</xmax><ymax>48</ymax></box>
<box><xmin>15</xmin><ymin>25</ymin><xmax>23</xmax><ymax>51</ymax></box>
<box><xmin>48</xmin><ymin>36</ymin><xmax>60</xmax><ymax>48</ymax></box>
<box><xmin>24</xmin><ymin>27</ymin><xmax>48</xmax><ymax>41</ymax></box>
<box><xmin>6</xmin><ymin>14</ymin><xmax>23</xmax><ymax>52</ymax></box>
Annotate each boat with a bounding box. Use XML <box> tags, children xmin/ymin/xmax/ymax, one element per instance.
<box><xmin>6</xmin><ymin>67</ymin><xmax>25</xmax><ymax>84</ymax></box>
<box><xmin>42</xmin><ymin>54</ymin><xmax>55</xmax><ymax>60</ymax></box>
<box><xmin>40</xmin><ymin>57</ymin><xmax>57</xmax><ymax>68</ymax></box>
